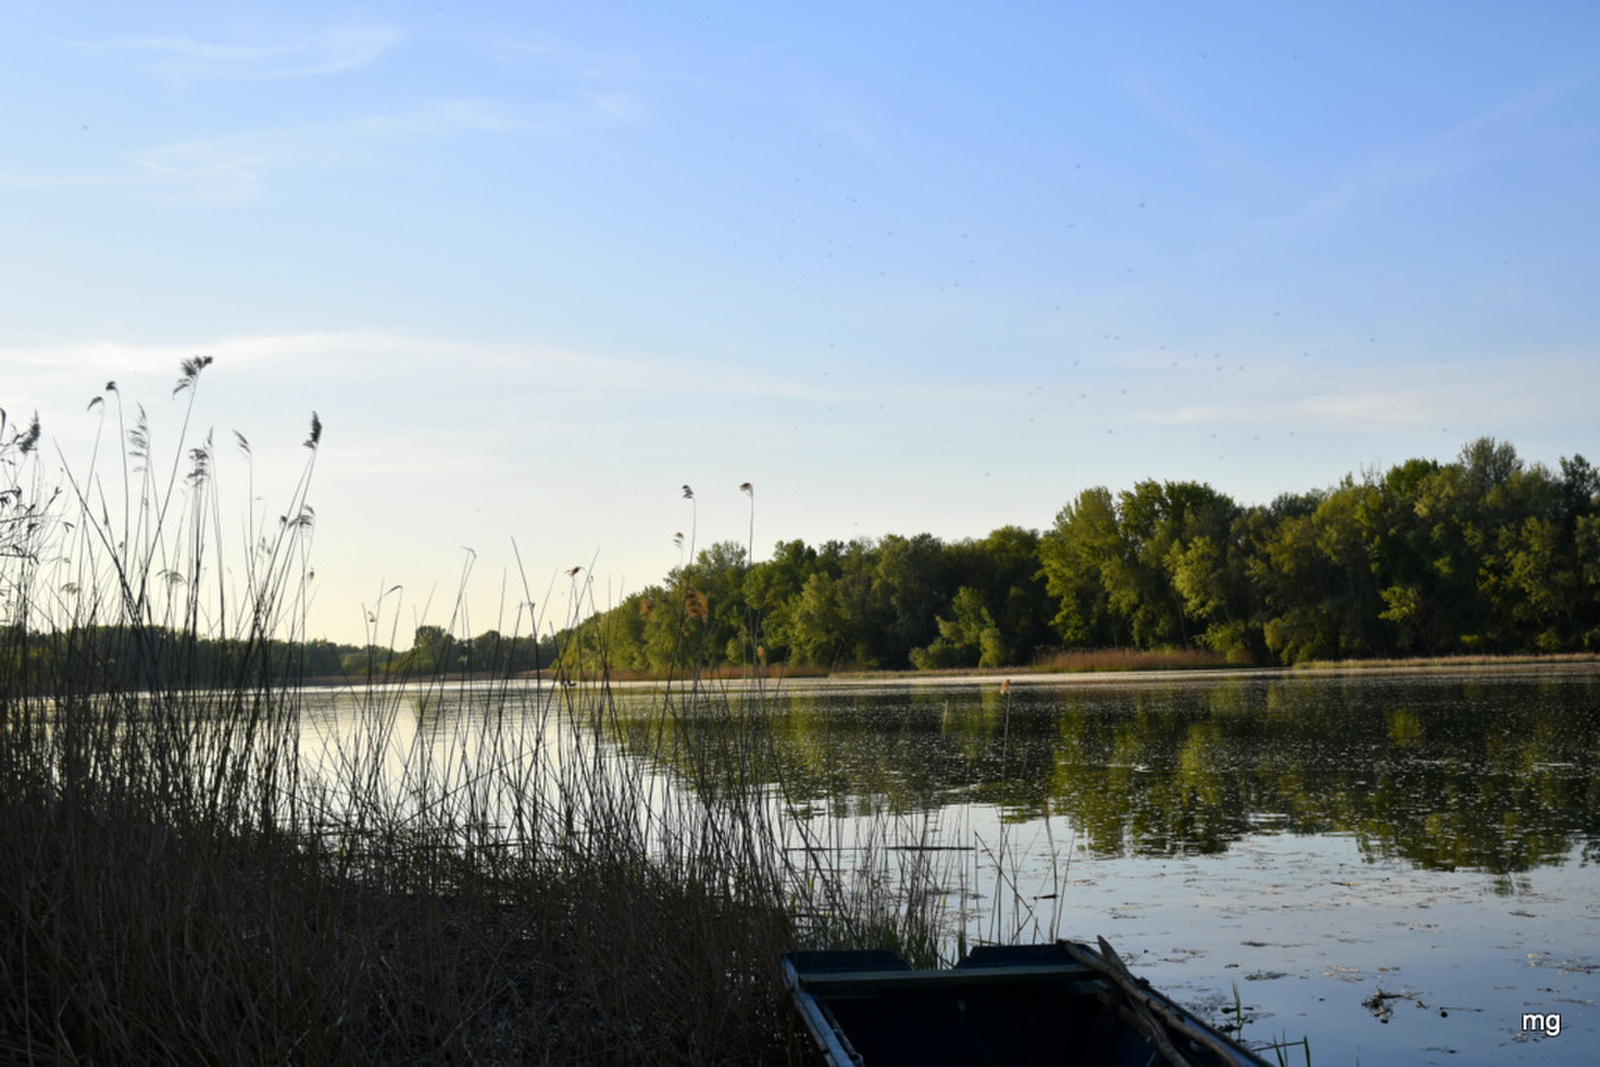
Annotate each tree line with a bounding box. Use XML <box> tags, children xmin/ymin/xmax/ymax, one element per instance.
<box><xmin>4</xmin><ymin>623</ymin><xmax>565</xmax><ymax>689</ymax></box>
<box><xmin>555</xmin><ymin>437</ymin><xmax>1600</xmax><ymax>672</ymax></box>
<box><xmin>11</xmin><ymin>436</ymin><xmax>1595</xmax><ymax>683</ymax></box>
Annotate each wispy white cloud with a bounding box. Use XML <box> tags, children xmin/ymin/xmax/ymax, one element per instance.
<box><xmin>1145</xmin><ymin>365</ymin><xmax>1578</xmax><ymax>432</ymax></box>
<box><xmin>1122</xmin><ymin>71</ymin><xmax>1273</xmax><ymax>184</ymax></box>
<box><xmin>1439</xmin><ymin>74</ymin><xmax>1592</xmax><ymax>151</ymax></box>
<box><xmin>1295</xmin><ymin>151</ymin><xmax>1475</xmax><ymax>224</ymax></box>
<box><xmin>480</xmin><ymin>33</ymin><xmax>650</xmax><ymax>127</ymax></box>
<box><xmin>0</xmin><ymin>330</ymin><xmax>1030</xmax><ymax>438</ymax></box>
<box><xmin>132</xmin><ymin>128</ymin><xmax>314</xmax><ymax>200</ymax></box>
<box><xmin>1297</xmin><ymin>75</ymin><xmax>1592</xmax><ymax>224</ymax></box>
<box><xmin>125</xmin><ymin>97</ymin><xmax>598</xmax><ymax>200</ymax></box>
<box><xmin>0</xmin><ymin>98</ymin><xmax>540</xmax><ymax>200</ymax></box>
<box><xmin>808</xmin><ymin>95</ymin><xmax>881</xmax><ymax>158</ymax></box>
<box><xmin>0</xmin><ymin>331</ymin><xmax>789</xmax><ymax>414</ymax></box>
<box><xmin>0</xmin><ymin>172</ymin><xmax>122</xmax><ymax>190</ymax></box>
<box><xmin>487</xmin><ymin>33</ymin><xmax>643</xmax><ymax>84</ymax></box>
<box><xmin>3</xmin><ymin>331</ymin><xmax>611</xmax><ymax>383</ymax></box>
<box><xmin>16</xmin><ymin>23</ymin><xmax>648</xmax><ymax>201</ymax></box>
<box><xmin>70</xmin><ymin>22</ymin><xmax>400</xmax><ymax>81</ymax></box>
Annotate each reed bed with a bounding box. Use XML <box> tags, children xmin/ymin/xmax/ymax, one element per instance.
<box><xmin>1289</xmin><ymin>651</ymin><xmax>1600</xmax><ymax>671</ymax></box>
<box><xmin>0</xmin><ymin>369</ymin><xmax>947</xmax><ymax>1065</ymax></box>
<box><xmin>1030</xmin><ymin>647</ymin><xmax>1232</xmax><ymax>673</ymax></box>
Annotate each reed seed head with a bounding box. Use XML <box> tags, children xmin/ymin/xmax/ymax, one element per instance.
<box><xmin>174</xmin><ymin>355</ymin><xmax>213</xmax><ymax>395</ymax></box>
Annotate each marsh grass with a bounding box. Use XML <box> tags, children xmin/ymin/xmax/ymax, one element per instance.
<box><xmin>1031</xmin><ymin>647</ymin><xmax>1232</xmax><ymax>673</ymax></box>
<box><xmin>540</xmin><ymin>664</ymin><xmax>829</xmax><ymax>684</ymax></box>
<box><xmin>1290</xmin><ymin>651</ymin><xmax>1599</xmax><ymax>671</ymax></box>
<box><xmin>0</xmin><ymin>369</ymin><xmax>948</xmax><ymax>1064</ymax></box>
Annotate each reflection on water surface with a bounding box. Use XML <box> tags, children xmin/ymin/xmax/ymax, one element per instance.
<box><xmin>302</xmin><ymin>667</ymin><xmax>1599</xmax><ymax>1064</ymax></box>
<box><xmin>608</xmin><ymin>668</ymin><xmax>1600</xmax><ymax>875</ymax></box>
<box><xmin>598</xmin><ymin>667</ymin><xmax>1600</xmax><ymax>1065</ymax></box>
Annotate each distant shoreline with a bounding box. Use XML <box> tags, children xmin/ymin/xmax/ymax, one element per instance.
<box><xmin>298</xmin><ymin>651</ymin><xmax>1600</xmax><ymax>689</ymax></box>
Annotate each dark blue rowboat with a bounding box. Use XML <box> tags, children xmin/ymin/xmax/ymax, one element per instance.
<box><xmin>782</xmin><ymin>938</ymin><xmax>1273</xmax><ymax>1066</ymax></box>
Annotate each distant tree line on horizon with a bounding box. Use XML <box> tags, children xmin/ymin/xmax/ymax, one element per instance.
<box><xmin>2</xmin><ymin>623</ymin><xmax>564</xmax><ymax>689</ymax></box>
<box><xmin>553</xmin><ymin>436</ymin><xmax>1600</xmax><ymax>671</ymax></box>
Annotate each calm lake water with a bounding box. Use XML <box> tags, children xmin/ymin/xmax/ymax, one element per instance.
<box><xmin>305</xmin><ymin>666</ymin><xmax>1600</xmax><ymax>1065</ymax></box>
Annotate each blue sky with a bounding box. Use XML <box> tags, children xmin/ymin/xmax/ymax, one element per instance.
<box><xmin>5</xmin><ymin>2</ymin><xmax>1598</xmax><ymax>646</ymax></box>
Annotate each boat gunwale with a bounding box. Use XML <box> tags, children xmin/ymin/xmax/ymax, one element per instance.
<box><xmin>782</xmin><ymin>940</ymin><xmax>1275</xmax><ymax>1067</ymax></box>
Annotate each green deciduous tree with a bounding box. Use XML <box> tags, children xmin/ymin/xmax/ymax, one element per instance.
<box><xmin>910</xmin><ymin>586</ymin><xmax>1003</xmax><ymax>669</ymax></box>
<box><xmin>1039</xmin><ymin>487</ymin><xmax>1123</xmax><ymax>647</ymax></box>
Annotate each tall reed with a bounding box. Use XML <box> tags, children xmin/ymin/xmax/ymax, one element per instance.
<box><xmin>0</xmin><ymin>366</ymin><xmax>949</xmax><ymax>1064</ymax></box>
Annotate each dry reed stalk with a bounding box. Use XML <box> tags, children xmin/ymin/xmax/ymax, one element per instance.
<box><xmin>2</xmin><ymin>366</ymin><xmax>964</xmax><ymax>1064</ymax></box>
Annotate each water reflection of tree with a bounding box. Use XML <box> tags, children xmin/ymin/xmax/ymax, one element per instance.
<box><xmin>599</xmin><ymin>675</ymin><xmax>1600</xmax><ymax>874</ymax></box>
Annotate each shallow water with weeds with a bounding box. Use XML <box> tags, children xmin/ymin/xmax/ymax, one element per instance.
<box><xmin>561</xmin><ymin>666</ymin><xmax>1598</xmax><ymax>1064</ymax></box>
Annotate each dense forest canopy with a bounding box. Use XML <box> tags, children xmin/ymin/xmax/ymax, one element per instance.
<box><xmin>553</xmin><ymin>437</ymin><xmax>1600</xmax><ymax>673</ymax></box>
